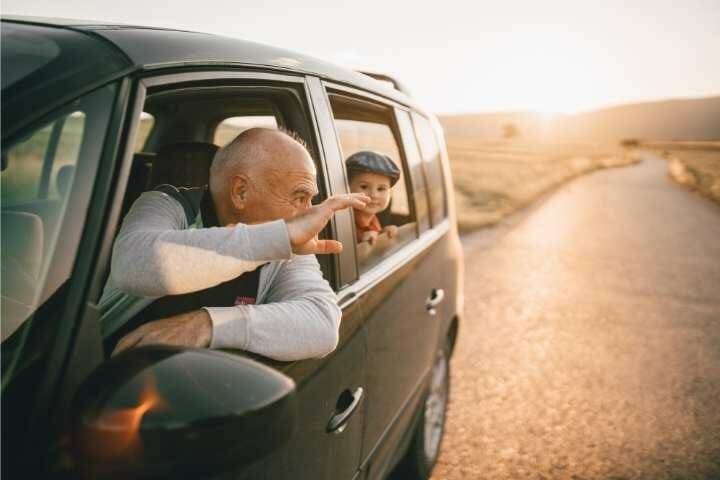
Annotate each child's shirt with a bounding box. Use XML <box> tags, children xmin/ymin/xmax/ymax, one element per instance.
<box><xmin>354</xmin><ymin>210</ymin><xmax>383</xmax><ymax>242</ymax></box>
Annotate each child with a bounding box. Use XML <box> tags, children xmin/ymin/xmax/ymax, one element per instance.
<box><xmin>346</xmin><ymin>150</ymin><xmax>401</xmax><ymax>245</ymax></box>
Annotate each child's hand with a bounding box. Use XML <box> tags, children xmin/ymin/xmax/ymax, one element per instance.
<box><xmin>361</xmin><ymin>230</ymin><xmax>380</xmax><ymax>245</ymax></box>
<box><xmin>382</xmin><ymin>225</ymin><xmax>398</xmax><ymax>238</ymax></box>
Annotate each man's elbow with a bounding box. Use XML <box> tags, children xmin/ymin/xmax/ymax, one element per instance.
<box><xmin>110</xmin><ymin>243</ymin><xmax>166</xmax><ymax>298</ymax></box>
<box><xmin>278</xmin><ymin>299</ymin><xmax>340</xmax><ymax>361</ymax></box>
<box><xmin>309</xmin><ymin>300</ymin><xmax>341</xmax><ymax>358</ymax></box>
<box><xmin>314</xmin><ymin>322</ymin><xmax>340</xmax><ymax>358</ymax></box>
<box><xmin>274</xmin><ymin>328</ymin><xmax>337</xmax><ymax>362</ymax></box>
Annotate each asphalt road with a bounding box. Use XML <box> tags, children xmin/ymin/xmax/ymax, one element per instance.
<box><xmin>431</xmin><ymin>154</ymin><xmax>720</xmax><ymax>480</ymax></box>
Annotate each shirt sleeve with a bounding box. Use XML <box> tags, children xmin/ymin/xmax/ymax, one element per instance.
<box><xmin>204</xmin><ymin>254</ymin><xmax>341</xmax><ymax>361</ymax></box>
<box><xmin>109</xmin><ymin>190</ymin><xmax>292</xmax><ymax>298</ymax></box>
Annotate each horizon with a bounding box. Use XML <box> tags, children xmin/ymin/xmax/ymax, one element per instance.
<box><xmin>3</xmin><ymin>0</ymin><xmax>719</xmax><ymax>114</ymax></box>
<box><xmin>436</xmin><ymin>93</ymin><xmax>720</xmax><ymax>117</ymax></box>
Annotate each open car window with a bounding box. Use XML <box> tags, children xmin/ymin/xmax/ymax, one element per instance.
<box><xmin>99</xmin><ymin>81</ymin><xmax>333</xmax><ymax>356</ymax></box>
<box><xmin>328</xmin><ymin>93</ymin><xmax>418</xmax><ymax>274</ymax></box>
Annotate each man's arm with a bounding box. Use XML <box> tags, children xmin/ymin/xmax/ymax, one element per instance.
<box><xmin>113</xmin><ymin>255</ymin><xmax>341</xmax><ymax>362</ymax></box>
<box><xmin>110</xmin><ymin>191</ymin><xmax>369</xmax><ymax>298</ymax></box>
<box><xmin>110</xmin><ymin>191</ymin><xmax>291</xmax><ymax>298</ymax></box>
<box><xmin>205</xmin><ymin>254</ymin><xmax>341</xmax><ymax>361</ymax></box>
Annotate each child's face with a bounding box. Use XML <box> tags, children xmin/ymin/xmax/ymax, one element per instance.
<box><xmin>349</xmin><ymin>171</ymin><xmax>393</xmax><ymax>215</ymax></box>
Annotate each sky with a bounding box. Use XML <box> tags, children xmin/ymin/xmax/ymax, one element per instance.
<box><xmin>3</xmin><ymin>0</ymin><xmax>719</xmax><ymax>114</ymax></box>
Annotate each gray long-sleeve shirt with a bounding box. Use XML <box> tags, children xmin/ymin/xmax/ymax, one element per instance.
<box><xmin>102</xmin><ymin>190</ymin><xmax>341</xmax><ymax>361</ymax></box>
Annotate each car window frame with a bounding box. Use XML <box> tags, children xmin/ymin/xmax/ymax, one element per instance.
<box><xmin>327</xmin><ymin>95</ymin><xmax>420</xmax><ymax>271</ymax></box>
<box><xmin>316</xmin><ymin>81</ymin><xmax>450</xmax><ymax>299</ymax></box>
<box><xmin>92</xmin><ymin>70</ymin><xmax>342</xmax><ymax>368</ymax></box>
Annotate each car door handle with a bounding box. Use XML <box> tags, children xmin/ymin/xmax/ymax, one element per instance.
<box><xmin>426</xmin><ymin>288</ymin><xmax>445</xmax><ymax>316</ymax></box>
<box><xmin>327</xmin><ymin>387</ymin><xmax>364</xmax><ymax>435</ymax></box>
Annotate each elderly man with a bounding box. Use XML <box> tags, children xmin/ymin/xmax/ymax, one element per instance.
<box><xmin>104</xmin><ymin>128</ymin><xmax>368</xmax><ymax>360</ymax></box>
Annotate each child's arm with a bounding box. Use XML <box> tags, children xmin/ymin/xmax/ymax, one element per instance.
<box><xmin>361</xmin><ymin>230</ymin><xmax>380</xmax><ymax>245</ymax></box>
<box><xmin>382</xmin><ymin>225</ymin><xmax>398</xmax><ymax>239</ymax></box>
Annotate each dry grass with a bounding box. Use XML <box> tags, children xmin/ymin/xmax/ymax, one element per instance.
<box><xmin>447</xmin><ymin>137</ymin><xmax>640</xmax><ymax>232</ymax></box>
<box><xmin>651</xmin><ymin>141</ymin><xmax>720</xmax><ymax>204</ymax></box>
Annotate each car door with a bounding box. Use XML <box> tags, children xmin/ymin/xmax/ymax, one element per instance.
<box><xmin>315</xmin><ymin>82</ymin><xmax>442</xmax><ymax>480</ymax></box>
<box><xmin>94</xmin><ymin>71</ymin><xmax>367</xmax><ymax>480</ymax></box>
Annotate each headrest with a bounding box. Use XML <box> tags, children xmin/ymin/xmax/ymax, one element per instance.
<box><xmin>56</xmin><ymin>165</ymin><xmax>75</xmax><ymax>197</ymax></box>
<box><xmin>149</xmin><ymin>142</ymin><xmax>219</xmax><ymax>189</ymax></box>
<box><xmin>1</xmin><ymin>210</ymin><xmax>44</xmax><ymax>340</ymax></box>
<box><xmin>1</xmin><ymin>210</ymin><xmax>44</xmax><ymax>282</ymax></box>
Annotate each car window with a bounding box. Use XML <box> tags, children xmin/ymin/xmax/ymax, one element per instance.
<box><xmin>100</xmin><ymin>82</ymin><xmax>332</xmax><ymax>352</ymax></box>
<box><xmin>2</xmin><ymin>112</ymin><xmax>85</xmax><ymax>204</ymax></box>
<box><xmin>214</xmin><ymin>115</ymin><xmax>278</xmax><ymax>146</ymax></box>
<box><xmin>396</xmin><ymin>109</ymin><xmax>430</xmax><ymax>233</ymax></box>
<box><xmin>412</xmin><ymin>113</ymin><xmax>447</xmax><ymax>226</ymax></box>
<box><xmin>1</xmin><ymin>83</ymin><xmax>117</xmax><ymax>383</ymax></box>
<box><xmin>328</xmin><ymin>94</ymin><xmax>418</xmax><ymax>273</ymax></box>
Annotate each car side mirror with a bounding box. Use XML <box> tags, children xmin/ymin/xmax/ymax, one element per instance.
<box><xmin>71</xmin><ymin>346</ymin><xmax>296</xmax><ymax>479</ymax></box>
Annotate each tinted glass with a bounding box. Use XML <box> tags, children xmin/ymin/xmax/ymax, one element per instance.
<box><xmin>412</xmin><ymin>113</ymin><xmax>447</xmax><ymax>226</ymax></box>
<box><xmin>396</xmin><ymin>110</ymin><xmax>430</xmax><ymax>233</ymax></box>
<box><xmin>1</xmin><ymin>22</ymin><xmax>128</xmax><ymax>137</ymax></box>
<box><xmin>2</xmin><ymin>83</ymin><xmax>117</xmax><ymax>372</ymax></box>
<box><xmin>0</xmin><ymin>23</ymin><xmax>60</xmax><ymax>90</ymax></box>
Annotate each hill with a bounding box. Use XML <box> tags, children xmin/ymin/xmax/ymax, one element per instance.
<box><xmin>439</xmin><ymin>96</ymin><xmax>720</xmax><ymax>142</ymax></box>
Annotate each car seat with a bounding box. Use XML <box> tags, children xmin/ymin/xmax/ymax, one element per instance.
<box><xmin>148</xmin><ymin>142</ymin><xmax>219</xmax><ymax>189</ymax></box>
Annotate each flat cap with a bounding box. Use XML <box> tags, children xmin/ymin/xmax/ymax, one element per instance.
<box><xmin>345</xmin><ymin>150</ymin><xmax>401</xmax><ymax>186</ymax></box>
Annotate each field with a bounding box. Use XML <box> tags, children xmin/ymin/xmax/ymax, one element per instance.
<box><xmin>446</xmin><ymin>137</ymin><xmax>640</xmax><ymax>232</ymax></box>
<box><xmin>642</xmin><ymin>141</ymin><xmax>720</xmax><ymax>204</ymax></box>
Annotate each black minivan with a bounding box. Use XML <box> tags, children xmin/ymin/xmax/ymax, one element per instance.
<box><xmin>1</xmin><ymin>17</ymin><xmax>464</xmax><ymax>480</ymax></box>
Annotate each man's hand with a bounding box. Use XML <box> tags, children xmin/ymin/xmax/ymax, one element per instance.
<box><xmin>286</xmin><ymin>193</ymin><xmax>370</xmax><ymax>255</ymax></box>
<box><xmin>113</xmin><ymin>309</ymin><xmax>212</xmax><ymax>355</ymax></box>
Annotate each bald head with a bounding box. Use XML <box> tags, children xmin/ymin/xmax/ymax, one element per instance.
<box><xmin>209</xmin><ymin>128</ymin><xmax>319</xmax><ymax>225</ymax></box>
<box><xmin>209</xmin><ymin>128</ymin><xmax>314</xmax><ymax>196</ymax></box>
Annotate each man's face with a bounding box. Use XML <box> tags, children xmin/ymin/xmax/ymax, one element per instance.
<box><xmin>240</xmin><ymin>149</ymin><xmax>319</xmax><ymax>224</ymax></box>
<box><xmin>348</xmin><ymin>171</ymin><xmax>392</xmax><ymax>215</ymax></box>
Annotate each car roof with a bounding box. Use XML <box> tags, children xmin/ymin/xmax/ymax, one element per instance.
<box><xmin>2</xmin><ymin>16</ymin><xmax>416</xmax><ymax>108</ymax></box>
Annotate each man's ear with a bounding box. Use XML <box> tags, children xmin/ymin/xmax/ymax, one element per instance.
<box><xmin>229</xmin><ymin>174</ymin><xmax>250</xmax><ymax>212</ymax></box>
